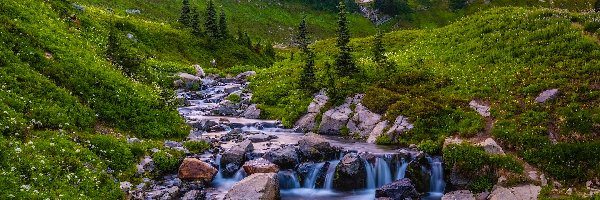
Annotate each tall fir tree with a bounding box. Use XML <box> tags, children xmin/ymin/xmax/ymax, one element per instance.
<box><xmin>334</xmin><ymin>0</ymin><xmax>357</xmax><ymax>76</ymax></box>
<box><xmin>295</xmin><ymin>17</ymin><xmax>310</xmax><ymax>53</ymax></box>
<box><xmin>325</xmin><ymin>62</ymin><xmax>338</xmax><ymax>100</ymax></box>
<box><xmin>218</xmin><ymin>8</ymin><xmax>228</xmax><ymax>38</ymax></box>
<box><xmin>300</xmin><ymin>49</ymin><xmax>317</xmax><ymax>92</ymax></box>
<box><xmin>179</xmin><ymin>0</ymin><xmax>191</xmax><ymax>26</ymax></box>
<box><xmin>190</xmin><ymin>8</ymin><xmax>202</xmax><ymax>36</ymax></box>
<box><xmin>265</xmin><ymin>42</ymin><xmax>276</xmax><ymax>58</ymax></box>
<box><xmin>372</xmin><ymin>30</ymin><xmax>385</xmax><ymax>64</ymax></box>
<box><xmin>204</xmin><ymin>0</ymin><xmax>219</xmax><ymax>38</ymax></box>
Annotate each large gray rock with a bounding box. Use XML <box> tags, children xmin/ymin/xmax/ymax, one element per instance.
<box><xmin>181</xmin><ymin>190</ymin><xmax>206</xmax><ymax>200</ymax></box>
<box><xmin>318</xmin><ymin>103</ymin><xmax>352</xmax><ymax>135</ymax></box>
<box><xmin>333</xmin><ymin>153</ymin><xmax>366</xmax><ymax>190</ymax></box>
<box><xmin>307</xmin><ymin>91</ymin><xmax>329</xmax><ymax>113</ymax></box>
<box><xmin>442</xmin><ymin>190</ymin><xmax>476</xmax><ymax>200</ymax></box>
<box><xmin>478</xmin><ymin>138</ymin><xmax>504</xmax><ymax>155</ymax></box>
<box><xmin>297</xmin><ymin>133</ymin><xmax>338</xmax><ymax>161</ymax></box>
<box><xmin>386</xmin><ymin>115</ymin><xmax>413</xmax><ymax>136</ymax></box>
<box><xmin>469</xmin><ymin>100</ymin><xmax>491</xmax><ymax>117</ymax></box>
<box><xmin>136</xmin><ymin>156</ymin><xmax>154</xmax><ymax>175</ymax></box>
<box><xmin>535</xmin><ymin>89</ymin><xmax>559</xmax><ymax>103</ymax></box>
<box><xmin>367</xmin><ymin>120</ymin><xmax>388</xmax><ymax>143</ymax></box>
<box><xmin>224</xmin><ymin>173</ymin><xmax>280</xmax><ymax>200</ymax></box>
<box><xmin>194</xmin><ymin>64</ymin><xmax>205</xmax><ymax>77</ymax></box>
<box><xmin>221</xmin><ymin>140</ymin><xmax>254</xmax><ymax>176</ymax></box>
<box><xmin>294</xmin><ymin>113</ymin><xmax>318</xmax><ymax>132</ymax></box>
<box><xmin>488</xmin><ymin>185</ymin><xmax>541</xmax><ymax>200</ymax></box>
<box><xmin>178</xmin><ymin>73</ymin><xmax>201</xmax><ymax>85</ymax></box>
<box><xmin>235</xmin><ymin>71</ymin><xmax>257</xmax><ymax>80</ymax></box>
<box><xmin>263</xmin><ymin>145</ymin><xmax>298</xmax><ymax>169</ymax></box>
<box><xmin>242</xmin><ymin>104</ymin><xmax>261</xmax><ymax>119</ymax></box>
<box><xmin>347</xmin><ymin>103</ymin><xmax>382</xmax><ymax>137</ymax></box>
<box><xmin>375</xmin><ymin>178</ymin><xmax>419</xmax><ymax>200</ymax></box>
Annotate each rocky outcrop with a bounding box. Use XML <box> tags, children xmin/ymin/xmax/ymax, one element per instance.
<box><xmin>386</xmin><ymin>115</ymin><xmax>414</xmax><ymax>139</ymax></box>
<box><xmin>221</xmin><ymin>140</ymin><xmax>254</xmax><ymax>176</ymax></box>
<box><xmin>469</xmin><ymin>100</ymin><xmax>491</xmax><ymax>117</ymax></box>
<box><xmin>242</xmin><ymin>104</ymin><xmax>261</xmax><ymax>119</ymax></box>
<box><xmin>178</xmin><ymin>73</ymin><xmax>201</xmax><ymax>85</ymax></box>
<box><xmin>224</xmin><ymin>173</ymin><xmax>280</xmax><ymax>200</ymax></box>
<box><xmin>375</xmin><ymin>178</ymin><xmax>419</xmax><ymax>200</ymax></box>
<box><xmin>318</xmin><ymin>102</ymin><xmax>352</xmax><ymax>135</ymax></box>
<box><xmin>333</xmin><ymin>153</ymin><xmax>366</xmax><ymax>190</ymax></box>
<box><xmin>367</xmin><ymin>120</ymin><xmax>388</xmax><ymax>143</ymax></box>
<box><xmin>488</xmin><ymin>185</ymin><xmax>541</xmax><ymax>200</ymax></box>
<box><xmin>243</xmin><ymin>158</ymin><xmax>279</xmax><ymax>175</ymax></box>
<box><xmin>478</xmin><ymin>138</ymin><xmax>504</xmax><ymax>155</ymax></box>
<box><xmin>136</xmin><ymin>156</ymin><xmax>155</xmax><ymax>175</ymax></box>
<box><xmin>181</xmin><ymin>190</ymin><xmax>206</xmax><ymax>200</ymax></box>
<box><xmin>347</xmin><ymin>103</ymin><xmax>382</xmax><ymax>138</ymax></box>
<box><xmin>194</xmin><ymin>64</ymin><xmax>205</xmax><ymax>77</ymax></box>
<box><xmin>295</xmin><ymin>91</ymin><xmax>329</xmax><ymax>132</ymax></box>
<box><xmin>442</xmin><ymin>190</ymin><xmax>476</xmax><ymax>200</ymax></box>
<box><xmin>235</xmin><ymin>71</ymin><xmax>257</xmax><ymax>80</ymax></box>
<box><xmin>297</xmin><ymin>133</ymin><xmax>338</xmax><ymax>161</ymax></box>
<box><xmin>178</xmin><ymin>158</ymin><xmax>218</xmax><ymax>183</ymax></box>
<box><xmin>535</xmin><ymin>89</ymin><xmax>559</xmax><ymax>103</ymax></box>
<box><xmin>263</xmin><ymin>145</ymin><xmax>298</xmax><ymax>169</ymax></box>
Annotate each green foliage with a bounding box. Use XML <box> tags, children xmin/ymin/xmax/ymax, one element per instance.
<box><xmin>179</xmin><ymin>0</ymin><xmax>191</xmax><ymax>26</ymax></box>
<box><xmin>87</xmin><ymin>135</ymin><xmax>135</xmax><ymax>173</ymax></box>
<box><xmin>205</xmin><ymin>0</ymin><xmax>219</xmax><ymax>38</ymax></box>
<box><xmin>362</xmin><ymin>87</ymin><xmax>401</xmax><ymax>114</ymax></box>
<box><xmin>469</xmin><ymin>175</ymin><xmax>495</xmax><ymax>193</ymax></box>
<box><xmin>296</xmin><ymin>17</ymin><xmax>310</xmax><ymax>52</ymax></box>
<box><xmin>334</xmin><ymin>1</ymin><xmax>357</xmax><ymax>77</ymax></box>
<box><xmin>524</xmin><ymin>141</ymin><xmax>600</xmax><ymax>181</ymax></box>
<box><xmin>190</xmin><ymin>8</ymin><xmax>202</xmax><ymax>36</ymax></box>
<box><xmin>152</xmin><ymin>150</ymin><xmax>183</xmax><ymax>175</ymax></box>
<box><xmin>300</xmin><ymin>50</ymin><xmax>317</xmax><ymax>92</ymax></box>
<box><xmin>218</xmin><ymin>8</ymin><xmax>229</xmax><ymax>38</ymax></box>
<box><xmin>226</xmin><ymin>94</ymin><xmax>241</xmax><ymax>103</ymax></box>
<box><xmin>417</xmin><ymin>140</ymin><xmax>441</xmax><ymax>155</ymax></box>
<box><xmin>375</xmin><ymin>133</ymin><xmax>394</xmax><ymax>145</ymax></box>
<box><xmin>184</xmin><ymin>140</ymin><xmax>211</xmax><ymax>154</ymax></box>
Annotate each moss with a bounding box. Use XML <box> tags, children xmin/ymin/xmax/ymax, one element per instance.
<box><xmin>152</xmin><ymin>150</ymin><xmax>184</xmax><ymax>175</ymax></box>
<box><xmin>226</xmin><ymin>94</ymin><xmax>242</xmax><ymax>104</ymax></box>
<box><xmin>183</xmin><ymin>140</ymin><xmax>211</xmax><ymax>154</ymax></box>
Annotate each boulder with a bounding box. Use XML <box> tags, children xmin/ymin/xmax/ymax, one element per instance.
<box><xmin>488</xmin><ymin>185</ymin><xmax>541</xmax><ymax>200</ymax></box>
<box><xmin>347</xmin><ymin>103</ymin><xmax>382</xmax><ymax>137</ymax></box>
<box><xmin>442</xmin><ymin>190</ymin><xmax>476</xmax><ymax>200</ymax></box>
<box><xmin>307</xmin><ymin>91</ymin><xmax>329</xmax><ymax>113</ymax></box>
<box><xmin>242</xmin><ymin>104</ymin><xmax>261</xmax><ymax>119</ymax></box>
<box><xmin>318</xmin><ymin>103</ymin><xmax>352</xmax><ymax>135</ymax></box>
<box><xmin>297</xmin><ymin>133</ymin><xmax>338</xmax><ymax>161</ymax></box>
<box><xmin>478</xmin><ymin>138</ymin><xmax>504</xmax><ymax>155</ymax></box>
<box><xmin>246</xmin><ymin>134</ymin><xmax>277</xmax><ymax>143</ymax></box>
<box><xmin>145</xmin><ymin>186</ymin><xmax>179</xmax><ymax>200</ymax></box>
<box><xmin>178</xmin><ymin>158</ymin><xmax>218</xmax><ymax>182</ymax></box>
<box><xmin>178</xmin><ymin>73</ymin><xmax>201</xmax><ymax>85</ymax></box>
<box><xmin>535</xmin><ymin>89</ymin><xmax>559</xmax><ymax>103</ymax></box>
<box><xmin>469</xmin><ymin>100</ymin><xmax>491</xmax><ymax>117</ymax></box>
<box><xmin>235</xmin><ymin>71</ymin><xmax>257</xmax><ymax>80</ymax></box>
<box><xmin>194</xmin><ymin>64</ymin><xmax>205</xmax><ymax>77</ymax></box>
<box><xmin>263</xmin><ymin>145</ymin><xmax>299</xmax><ymax>169</ymax></box>
<box><xmin>221</xmin><ymin>140</ymin><xmax>254</xmax><ymax>176</ymax></box>
<box><xmin>386</xmin><ymin>115</ymin><xmax>414</xmax><ymax>135</ymax></box>
<box><xmin>181</xmin><ymin>190</ymin><xmax>206</xmax><ymax>200</ymax></box>
<box><xmin>243</xmin><ymin>158</ymin><xmax>279</xmax><ymax>175</ymax></box>
<box><xmin>443</xmin><ymin>137</ymin><xmax>464</xmax><ymax>147</ymax></box>
<box><xmin>136</xmin><ymin>156</ymin><xmax>154</xmax><ymax>174</ymax></box>
<box><xmin>212</xmin><ymin>100</ymin><xmax>238</xmax><ymax>116</ymax></box>
<box><xmin>333</xmin><ymin>153</ymin><xmax>367</xmax><ymax>190</ymax></box>
<box><xmin>294</xmin><ymin>113</ymin><xmax>318</xmax><ymax>132</ymax></box>
<box><xmin>367</xmin><ymin>120</ymin><xmax>388</xmax><ymax>144</ymax></box>
<box><xmin>224</xmin><ymin>173</ymin><xmax>280</xmax><ymax>200</ymax></box>
<box><xmin>191</xmin><ymin>119</ymin><xmax>219</xmax><ymax>131</ymax></box>
<box><xmin>223</xmin><ymin>85</ymin><xmax>241</xmax><ymax>94</ymax></box>
<box><xmin>120</xmin><ymin>181</ymin><xmax>132</xmax><ymax>193</ymax></box>
<box><xmin>375</xmin><ymin>178</ymin><xmax>419</xmax><ymax>200</ymax></box>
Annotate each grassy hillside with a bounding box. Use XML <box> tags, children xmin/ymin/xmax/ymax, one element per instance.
<box><xmin>74</xmin><ymin>0</ymin><xmax>378</xmax><ymax>42</ymax></box>
<box><xmin>251</xmin><ymin>7</ymin><xmax>600</xmax><ymax>193</ymax></box>
<box><xmin>0</xmin><ymin>0</ymin><xmax>272</xmax><ymax>198</ymax></box>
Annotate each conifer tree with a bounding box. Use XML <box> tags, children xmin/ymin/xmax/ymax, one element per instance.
<box><xmin>325</xmin><ymin>62</ymin><xmax>338</xmax><ymax>99</ymax></box>
<box><xmin>595</xmin><ymin>0</ymin><xmax>600</xmax><ymax>12</ymax></box>
<box><xmin>295</xmin><ymin>17</ymin><xmax>310</xmax><ymax>53</ymax></box>
<box><xmin>218</xmin><ymin>8</ymin><xmax>228</xmax><ymax>38</ymax></box>
<box><xmin>244</xmin><ymin>32</ymin><xmax>252</xmax><ymax>49</ymax></box>
<box><xmin>265</xmin><ymin>43</ymin><xmax>276</xmax><ymax>58</ymax></box>
<box><xmin>179</xmin><ymin>0</ymin><xmax>191</xmax><ymax>26</ymax></box>
<box><xmin>334</xmin><ymin>0</ymin><xmax>357</xmax><ymax>76</ymax></box>
<box><xmin>300</xmin><ymin>49</ymin><xmax>316</xmax><ymax>92</ymax></box>
<box><xmin>372</xmin><ymin>30</ymin><xmax>385</xmax><ymax>64</ymax></box>
<box><xmin>190</xmin><ymin>8</ymin><xmax>202</xmax><ymax>36</ymax></box>
<box><xmin>204</xmin><ymin>0</ymin><xmax>219</xmax><ymax>38</ymax></box>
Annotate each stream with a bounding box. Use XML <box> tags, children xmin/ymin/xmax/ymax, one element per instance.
<box><xmin>176</xmin><ymin>73</ymin><xmax>445</xmax><ymax>200</ymax></box>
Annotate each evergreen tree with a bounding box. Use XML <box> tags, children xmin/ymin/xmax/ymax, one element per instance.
<box><xmin>334</xmin><ymin>0</ymin><xmax>357</xmax><ymax>76</ymax></box>
<box><xmin>372</xmin><ymin>30</ymin><xmax>385</xmax><ymax>65</ymax></box>
<box><xmin>179</xmin><ymin>0</ymin><xmax>191</xmax><ymax>26</ymax></box>
<box><xmin>325</xmin><ymin>62</ymin><xmax>338</xmax><ymax>99</ymax></box>
<box><xmin>295</xmin><ymin>17</ymin><xmax>310</xmax><ymax>53</ymax></box>
<box><xmin>218</xmin><ymin>8</ymin><xmax>228</xmax><ymax>38</ymax></box>
<box><xmin>596</xmin><ymin>0</ymin><xmax>600</xmax><ymax>12</ymax></box>
<box><xmin>244</xmin><ymin>32</ymin><xmax>252</xmax><ymax>49</ymax></box>
<box><xmin>300</xmin><ymin>49</ymin><xmax>316</xmax><ymax>92</ymax></box>
<box><xmin>204</xmin><ymin>0</ymin><xmax>219</xmax><ymax>38</ymax></box>
<box><xmin>265</xmin><ymin>43</ymin><xmax>276</xmax><ymax>58</ymax></box>
<box><xmin>190</xmin><ymin>8</ymin><xmax>202</xmax><ymax>36</ymax></box>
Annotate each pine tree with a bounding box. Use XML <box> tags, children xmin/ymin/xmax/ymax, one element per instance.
<box><xmin>265</xmin><ymin>43</ymin><xmax>276</xmax><ymax>58</ymax></box>
<box><xmin>372</xmin><ymin>30</ymin><xmax>385</xmax><ymax>64</ymax></box>
<box><xmin>190</xmin><ymin>8</ymin><xmax>202</xmax><ymax>36</ymax></box>
<box><xmin>218</xmin><ymin>8</ymin><xmax>228</xmax><ymax>38</ymax></box>
<box><xmin>295</xmin><ymin>17</ymin><xmax>310</xmax><ymax>53</ymax></box>
<box><xmin>204</xmin><ymin>0</ymin><xmax>218</xmax><ymax>38</ymax></box>
<box><xmin>300</xmin><ymin>49</ymin><xmax>316</xmax><ymax>92</ymax></box>
<box><xmin>334</xmin><ymin>0</ymin><xmax>357</xmax><ymax>76</ymax></box>
<box><xmin>325</xmin><ymin>62</ymin><xmax>338</xmax><ymax>100</ymax></box>
<box><xmin>179</xmin><ymin>0</ymin><xmax>191</xmax><ymax>26</ymax></box>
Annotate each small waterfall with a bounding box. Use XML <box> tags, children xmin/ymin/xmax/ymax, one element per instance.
<box><xmin>323</xmin><ymin>160</ymin><xmax>340</xmax><ymax>190</ymax></box>
<box><xmin>375</xmin><ymin>157</ymin><xmax>392</xmax><ymax>187</ymax></box>
<box><xmin>422</xmin><ymin>156</ymin><xmax>445</xmax><ymax>200</ymax></box>
<box><xmin>304</xmin><ymin>162</ymin><xmax>325</xmax><ymax>188</ymax></box>
<box><xmin>363</xmin><ymin>159</ymin><xmax>376</xmax><ymax>189</ymax></box>
<box><xmin>233</xmin><ymin>168</ymin><xmax>246</xmax><ymax>181</ymax></box>
<box><xmin>395</xmin><ymin>158</ymin><xmax>409</xmax><ymax>180</ymax></box>
<box><xmin>278</xmin><ymin>170</ymin><xmax>301</xmax><ymax>189</ymax></box>
<box><xmin>214</xmin><ymin>154</ymin><xmax>224</xmax><ymax>180</ymax></box>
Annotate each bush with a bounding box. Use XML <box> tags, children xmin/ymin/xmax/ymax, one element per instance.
<box><xmin>362</xmin><ymin>87</ymin><xmax>400</xmax><ymax>114</ymax></box>
<box><xmin>184</xmin><ymin>140</ymin><xmax>211</xmax><ymax>154</ymax></box>
<box><xmin>87</xmin><ymin>135</ymin><xmax>135</xmax><ymax>173</ymax></box>
<box><xmin>152</xmin><ymin>150</ymin><xmax>183</xmax><ymax>175</ymax></box>
<box><xmin>226</xmin><ymin>94</ymin><xmax>242</xmax><ymax>103</ymax></box>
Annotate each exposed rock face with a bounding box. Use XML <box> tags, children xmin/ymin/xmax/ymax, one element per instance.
<box><xmin>136</xmin><ymin>156</ymin><xmax>155</xmax><ymax>175</ymax></box>
<box><xmin>442</xmin><ymin>190</ymin><xmax>476</xmax><ymax>200</ymax></box>
<box><xmin>386</xmin><ymin>115</ymin><xmax>414</xmax><ymax>137</ymax></box>
<box><xmin>224</xmin><ymin>173</ymin><xmax>280</xmax><ymax>200</ymax></box>
<box><xmin>194</xmin><ymin>64</ymin><xmax>205</xmax><ymax>77</ymax></box>
<box><xmin>318</xmin><ymin>103</ymin><xmax>352</xmax><ymax>135</ymax></box>
<box><xmin>178</xmin><ymin>158</ymin><xmax>218</xmax><ymax>183</ymax></box>
<box><xmin>242</xmin><ymin>104</ymin><xmax>261</xmax><ymax>119</ymax></box>
<box><xmin>246</xmin><ymin>133</ymin><xmax>277</xmax><ymax>142</ymax></box>
<box><xmin>295</xmin><ymin>91</ymin><xmax>329</xmax><ymax>132</ymax></box>
<box><xmin>367</xmin><ymin>120</ymin><xmax>388</xmax><ymax>143</ymax></box>
<box><xmin>347</xmin><ymin>103</ymin><xmax>382</xmax><ymax>137</ymax></box>
<box><xmin>243</xmin><ymin>158</ymin><xmax>279</xmax><ymax>175</ymax></box>
<box><xmin>263</xmin><ymin>145</ymin><xmax>299</xmax><ymax>169</ymax></box>
<box><xmin>488</xmin><ymin>185</ymin><xmax>541</xmax><ymax>200</ymax></box>
<box><xmin>375</xmin><ymin>178</ymin><xmax>419</xmax><ymax>200</ymax></box>
<box><xmin>178</xmin><ymin>73</ymin><xmax>201</xmax><ymax>85</ymax></box>
<box><xmin>221</xmin><ymin>140</ymin><xmax>254</xmax><ymax>176</ymax></box>
<box><xmin>308</xmin><ymin>91</ymin><xmax>329</xmax><ymax>113</ymax></box>
<box><xmin>181</xmin><ymin>189</ymin><xmax>206</xmax><ymax>200</ymax></box>
<box><xmin>297</xmin><ymin>133</ymin><xmax>338</xmax><ymax>161</ymax></box>
<box><xmin>333</xmin><ymin>153</ymin><xmax>367</xmax><ymax>190</ymax></box>
<box><xmin>535</xmin><ymin>89</ymin><xmax>559</xmax><ymax>103</ymax></box>
<box><xmin>443</xmin><ymin>137</ymin><xmax>464</xmax><ymax>147</ymax></box>
<box><xmin>469</xmin><ymin>100</ymin><xmax>491</xmax><ymax>117</ymax></box>
<box><xmin>235</xmin><ymin>71</ymin><xmax>257</xmax><ymax>80</ymax></box>
<box><xmin>145</xmin><ymin>186</ymin><xmax>179</xmax><ymax>200</ymax></box>
<box><xmin>478</xmin><ymin>138</ymin><xmax>504</xmax><ymax>155</ymax></box>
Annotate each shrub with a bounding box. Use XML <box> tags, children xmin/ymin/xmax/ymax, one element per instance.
<box><xmin>226</xmin><ymin>94</ymin><xmax>242</xmax><ymax>103</ymax></box>
<box><xmin>362</xmin><ymin>87</ymin><xmax>400</xmax><ymax>114</ymax></box>
<box><xmin>87</xmin><ymin>135</ymin><xmax>135</xmax><ymax>173</ymax></box>
<box><xmin>184</xmin><ymin>140</ymin><xmax>211</xmax><ymax>154</ymax></box>
<box><xmin>152</xmin><ymin>150</ymin><xmax>183</xmax><ymax>175</ymax></box>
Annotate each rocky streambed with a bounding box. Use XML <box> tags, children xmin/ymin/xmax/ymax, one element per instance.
<box><xmin>125</xmin><ymin>71</ymin><xmax>446</xmax><ymax>200</ymax></box>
